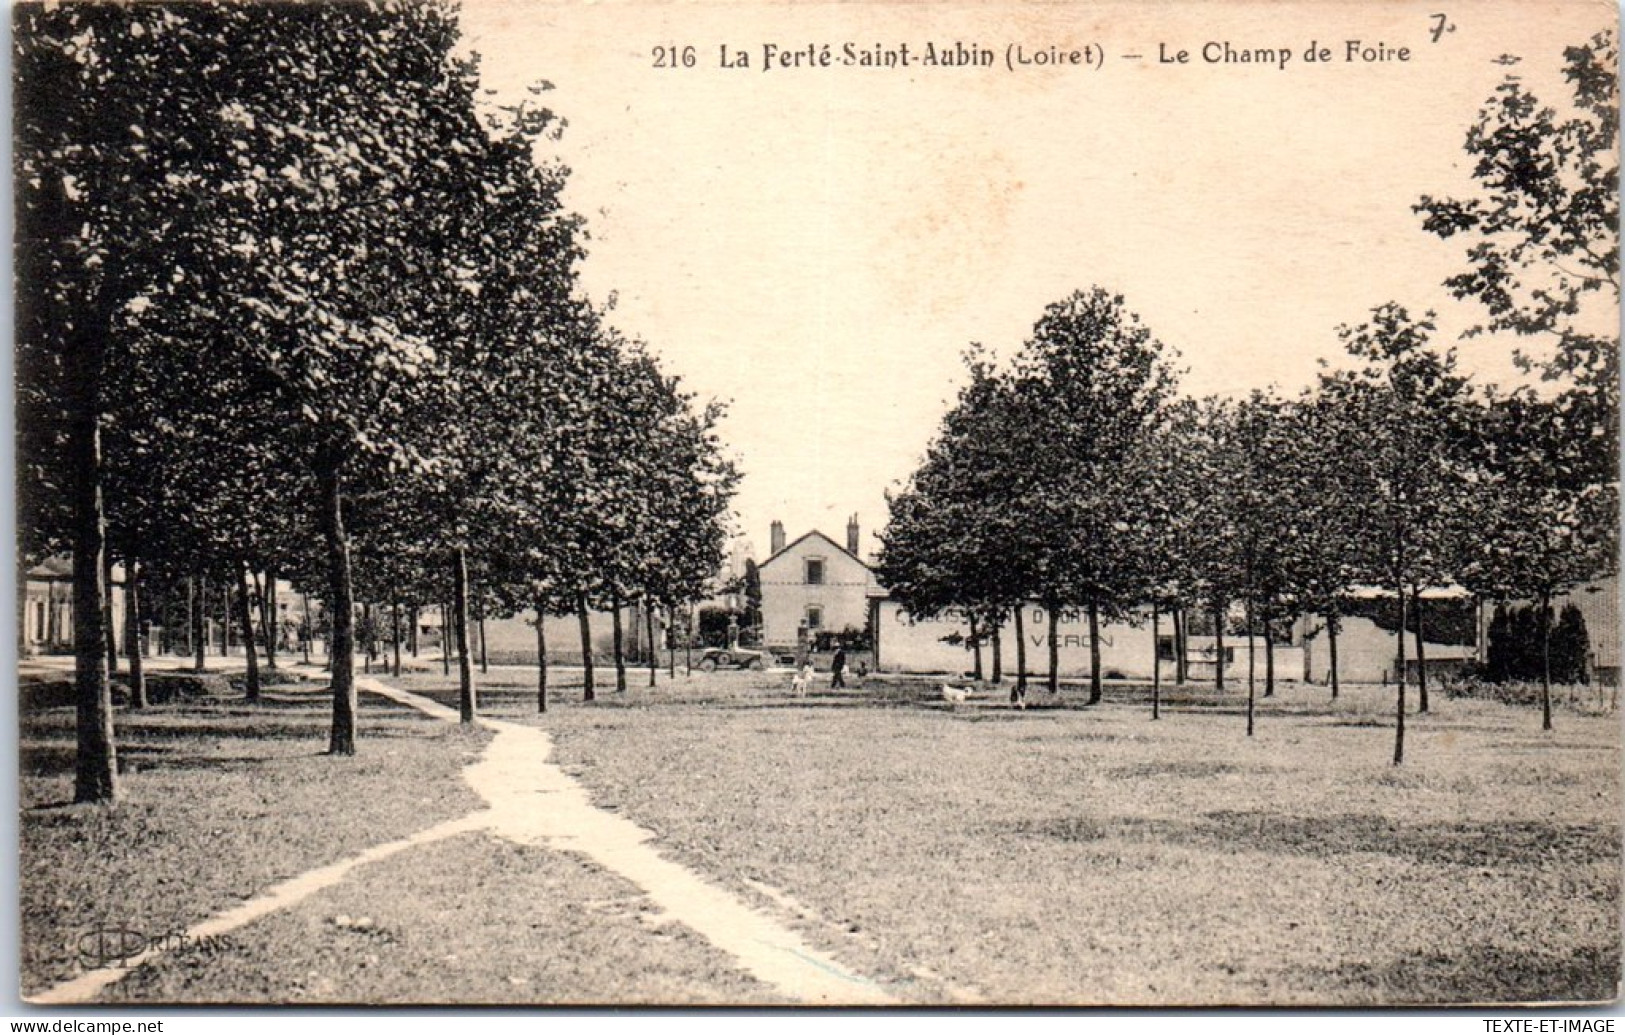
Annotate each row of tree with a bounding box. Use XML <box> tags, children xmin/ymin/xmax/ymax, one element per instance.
<box><xmin>877</xmin><ymin>31</ymin><xmax>1618</xmax><ymax>763</ymax></box>
<box><xmin>17</xmin><ymin>0</ymin><xmax>738</xmax><ymax>803</ymax></box>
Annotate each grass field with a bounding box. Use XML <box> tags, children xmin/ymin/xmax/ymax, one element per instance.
<box><xmin>18</xmin><ymin>673</ymin><xmax>490</xmax><ymax>998</ymax></box>
<box><xmin>19</xmin><ymin>660</ymin><xmax>1621</xmax><ymax>1005</ymax></box>
<box><xmin>412</xmin><ymin>665</ymin><xmax>1622</xmax><ymax>1005</ymax></box>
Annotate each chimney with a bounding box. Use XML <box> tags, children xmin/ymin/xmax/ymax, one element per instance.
<box><xmin>846</xmin><ymin>514</ymin><xmax>860</xmax><ymax>555</ymax></box>
<box><xmin>770</xmin><ymin>520</ymin><xmax>785</xmax><ymax>556</ymax></box>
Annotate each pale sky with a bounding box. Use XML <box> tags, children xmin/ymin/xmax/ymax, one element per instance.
<box><xmin>458</xmin><ymin>0</ymin><xmax>1616</xmax><ymax>563</ymax></box>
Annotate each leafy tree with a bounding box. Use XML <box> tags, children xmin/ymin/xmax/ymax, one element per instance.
<box><xmin>1551</xmin><ymin>604</ymin><xmax>1591</xmax><ymax>685</ymax></box>
<box><xmin>199</xmin><ymin>1</ymin><xmax>536</xmax><ymax>751</ymax></box>
<box><xmin>742</xmin><ymin>560</ymin><xmax>763</xmax><ymax>638</ymax></box>
<box><xmin>1284</xmin><ymin>389</ymin><xmax>1368</xmax><ymax>697</ymax></box>
<box><xmin>14</xmin><ymin>0</ymin><xmax>265</xmax><ymax>800</ymax></box>
<box><xmin>1008</xmin><ymin>289</ymin><xmax>1179</xmax><ymax>702</ymax></box>
<box><xmin>1454</xmin><ymin>390</ymin><xmax>1614</xmax><ymax>726</ymax></box>
<box><xmin>877</xmin><ymin>348</ymin><xmax>1039</xmax><ymax>698</ymax></box>
<box><xmin>1179</xmin><ymin>398</ymin><xmax>1247</xmax><ymax>694</ymax></box>
<box><xmin>1124</xmin><ymin>398</ymin><xmax>1206</xmax><ymax>717</ymax></box>
<box><xmin>1323</xmin><ymin>304</ymin><xmax>1480</xmax><ymax>762</ymax></box>
<box><xmin>1213</xmin><ymin>391</ymin><xmax>1301</xmax><ymax>733</ymax></box>
<box><xmin>1416</xmin><ymin>30</ymin><xmax>1618</xmax><ymax>486</ymax></box>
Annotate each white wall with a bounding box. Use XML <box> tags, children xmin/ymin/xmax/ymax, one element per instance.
<box><xmin>876</xmin><ymin>601</ymin><xmax>1315</xmax><ymax>681</ymax></box>
<box><xmin>760</xmin><ymin>532</ymin><xmax>875</xmax><ymax>647</ymax></box>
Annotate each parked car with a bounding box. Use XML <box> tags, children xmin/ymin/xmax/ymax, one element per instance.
<box><xmin>696</xmin><ymin>647</ymin><xmax>767</xmax><ymax>671</ymax></box>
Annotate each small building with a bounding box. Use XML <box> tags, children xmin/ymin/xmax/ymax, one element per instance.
<box><xmin>478</xmin><ymin>602</ymin><xmax>667</xmax><ymax>666</ymax></box>
<box><xmin>1296</xmin><ymin>612</ymin><xmax>1475</xmax><ymax>685</ymax></box>
<box><xmin>871</xmin><ymin>598</ymin><xmax>1233</xmax><ymax>679</ymax></box>
<box><xmin>758</xmin><ymin>516</ymin><xmax>879</xmax><ymax>651</ymax></box>
<box><xmin>21</xmin><ymin>556</ymin><xmax>124</xmax><ymax>656</ymax></box>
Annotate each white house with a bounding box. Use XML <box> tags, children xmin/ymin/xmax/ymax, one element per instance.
<box><xmin>758</xmin><ymin>517</ymin><xmax>879</xmax><ymax>650</ymax></box>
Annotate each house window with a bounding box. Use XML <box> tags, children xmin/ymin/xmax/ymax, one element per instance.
<box><xmin>805</xmin><ymin>558</ymin><xmax>825</xmax><ymax>585</ymax></box>
<box><xmin>806</xmin><ymin>605</ymin><xmax>823</xmax><ymax>630</ymax></box>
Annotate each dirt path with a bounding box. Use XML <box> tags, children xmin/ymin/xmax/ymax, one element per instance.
<box><xmin>361</xmin><ymin>678</ymin><xmax>895</xmax><ymax>1005</ymax></box>
<box><xmin>34</xmin><ymin>672</ymin><xmax>894</xmax><ymax>1005</ymax></box>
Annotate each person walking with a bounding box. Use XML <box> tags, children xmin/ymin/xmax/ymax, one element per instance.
<box><xmin>830</xmin><ymin>645</ymin><xmax>848</xmax><ymax>689</ymax></box>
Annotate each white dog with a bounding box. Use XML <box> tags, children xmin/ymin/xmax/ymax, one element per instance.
<box><xmin>790</xmin><ymin>661</ymin><xmax>815</xmax><ymax>697</ymax></box>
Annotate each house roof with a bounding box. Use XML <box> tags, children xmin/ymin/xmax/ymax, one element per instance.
<box><xmin>760</xmin><ymin>529</ymin><xmax>872</xmax><ymax>573</ymax></box>
<box><xmin>27</xmin><ymin>556</ymin><xmax>73</xmax><ymax>579</ymax></box>
<box><xmin>1344</xmin><ymin>584</ymin><xmax>1472</xmax><ymax>600</ymax></box>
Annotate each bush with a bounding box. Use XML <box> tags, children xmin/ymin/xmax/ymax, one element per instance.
<box><xmin>1343</xmin><ymin>594</ymin><xmax>1479</xmax><ymax>645</ymax></box>
<box><xmin>227</xmin><ymin>668</ymin><xmax>308</xmax><ymax>693</ymax></box>
<box><xmin>1486</xmin><ymin>603</ymin><xmax>1589</xmax><ymax>684</ymax></box>
<box><xmin>815</xmin><ymin>626</ymin><xmax>870</xmax><ymax>652</ymax></box>
<box><xmin>143</xmin><ymin>672</ymin><xmax>234</xmax><ymax>702</ymax></box>
<box><xmin>1439</xmin><ymin>671</ymin><xmax>1541</xmax><ymax>706</ymax></box>
<box><xmin>19</xmin><ymin>680</ymin><xmax>76</xmax><ymax>711</ymax></box>
<box><xmin>1438</xmin><ymin>668</ymin><xmax>1600</xmax><ymax>710</ymax></box>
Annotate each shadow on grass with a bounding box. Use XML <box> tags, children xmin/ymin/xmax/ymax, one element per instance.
<box><xmin>120</xmin><ymin>754</ymin><xmax>324</xmax><ymax>774</ymax></box>
<box><xmin>19</xmin><ymin>744</ymin><xmax>77</xmax><ymax>778</ymax></box>
<box><xmin>1323</xmin><ymin>942</ymin><xmax>1621</xmax><ymax>1003</ymax></box>
<box><xmin>1008</xmin><ymin>811</ymin><xmax>1622</xmax><ymax>869</ymax></box>
<box><xmin>19</xmin><ymin>698</ymin><xmax>444</xmax><ymax>784</ymax></box>
<box><xmin>1106</xmin><ymin>760</ymin><xmax>1255</xmax><ymax>780</ymax></box>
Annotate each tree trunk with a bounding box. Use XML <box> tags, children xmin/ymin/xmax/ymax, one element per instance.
<box><xmin>193</xmin><ymin>577</ymin><xmax>206</xmax><ymax>673</ymax></box>
<box><xmin>1263</xmin><ymin>601</ymin><xmax>1275</xmax><ymax>699</ymax></box>
<box><xmin>267</xmin><ymin>570</ymin><xmax>279</xmax><ymax>670</ymax></box>
<box><xmin>236</xmin><ymin>560</ymin><xmax>260</xmax><ymax>703</ymax></box>
<box><xmin>1394</xmin><ymin>581</ymin><xmax>1407</xmax><ymax>765</ymax></box>
<box><xmin>668</xmin><ymin>604</ymin><xmax>677</xmax><ymax>679</ymax></box>
<box><xmin>1013</xmin><ymin>606</ymin><xmax>1028</xmax><ymax>699</ymax></box>
<box><xmin>1245</xmin><ymin>596</ymin><xmax>1256</xmax><ymax>738</ymax></box>
<box><xmin>408</xmin><ymin>605</ymin><xmax>419</xmax><ymax>657</ymax></box>
<box><xmin>103</xmin><ymin>552</ymin><xmax>118</xmax><ymax>675</ymax></box>
<box><xmin>535</xmin><ymin>600</ymin><xmax>549</xmax><ymax>714</ymax></box>
<box><xmin>453</xmin><ymin>548</ymin><xmax>476</xmax><ymax>723</ymax></box>
<box><xmin>319</xmin><ymin>457</ymin><xmax>357</xmax><ymax>756</ymax></box>
<box><xmin>440</xmin><ymin>601</ymin><xmax>451</xmax><ymax>677</ymax></box>
<box><xmin>990</xmin><ymin>613</ymin><xmax>1003</xmax><ymax>684</ymax></box>
<box><xmin>969</xmin><ymin>613</ymin><xmax>984</xmax><ymax>681</ymax></box>
<box><xmin>646</xmin><ymin>603</ymin><xmax>658</xmax><ymax>688</ymax></box>
<box><xmin>125</xmin><ymin>557</ymin><xmax>146</xmax><ymax>710</ymax></box>
<box><xmin>391</xmin><ymin>600</ymin><xmax>402</xmax><ymax>678</ymax></box>
<box><xmin>1151</xmin><ymin>601</ymin><xmax>1161</xmax><ymax>721</ymax></box>
<box><xmin>1214</xmin><ymin>603</ymin><xmax>1226</xmax><ymax>691</ymax></box>
<box><xmin>1173</xmin><ymin>605</ymin><xmax>1187</xmax><ymax>686</ymax></box>
<box><xmin>301</xmin><ymin>590</ymin><xmax>312</xmax><ymax>666</ymax></box>
<box><xmin>257</xmin><ymin>569</ymin><xmax>278</xmax><ymax>671</ymax></box>
<box><xmin>478</xmin><ymin>610</ymin><xmax>489</xmax><ymax>676</ymax></box>
<box><xmin>579</xmin><ymin>594</ymin><xmax>595</xmax><ymax>701</ymax></box>
<box><xmin>46</xmin><ymin>577</ymin><xmax>58</xmax><ymax>650</ymax></box>
<box><xmin>1246</xmin><ymin>596</ymin><xmax>1256</xmax><ymax>698</ymax></box>
<box><xmin>1412</xmin><ymin>585</ymin><xmax>1429</xmax><ymax>714</ymax></box>
<box><xmin>1328</xmin><ymin>610</ymin><xmax>1341</xmax><ymax>699</ymax></box>
<box><xmin>17</xmin><ymin>563</ymin><xmax>28</xmax><ymax>658</ymax></box>
<box><xmin>1047</xmin><ymin>601</ymin><xmax>1061</xmax><ymax>695</ymax></box>
<box><xmin>69</xmin><ymin>369</ymin><xmax>118</xmax><ymax>802</ymax></box>
<box><xmin>611</xmin><ymin>590</ymin><xmax>627</xmax><ymax>693</ymax></box>
<box><xmin>1540</xmin><ymin>590</ymin><xmax>1553</xmax><ymax>731</ymax></box>
<box><xmin>1087</xmin><ymin>598</ymin><xmax>1102</xmax><ymax>704</ymax></box>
